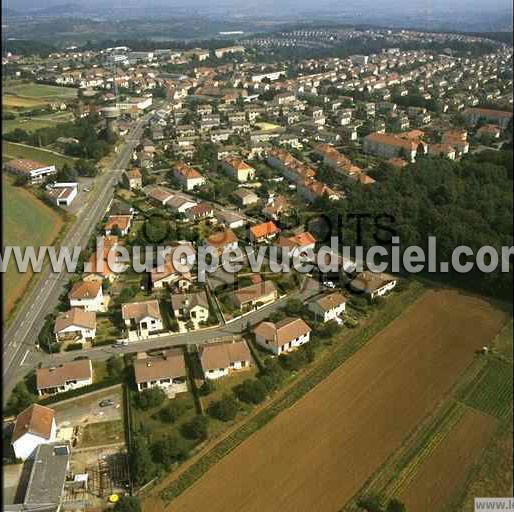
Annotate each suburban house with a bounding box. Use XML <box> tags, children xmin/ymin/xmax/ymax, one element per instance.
<box><xmin>249</xmin><ymin>221</ymin><xmax>281</xmax><ymax>243</ymax></box>
<box><xmin>275</xmin><ymin>231</ymin><xmax>316</xmax><ymax>259</ymax></box>
<box><xmin>221</xmin><ymin>156</ymin><xmax>256</xmax><ymax>182</ymax></box>
<box><xmin>231</xmin><ymin>280</ymin><xmax>278</xmax><ymax>311</ymax></box>
<box><xmin>68</xmin><ymin>281</ymin><xmax>104</xmax><ymax>312</ymax></box>
<box><xmin>253</xmin><ymin>317</ymin><xmax>312</xmax><ymax>355</ymax></box>
<box><xmin>104</xmin><ymin>215</ymin><xmax>132</xmax><ymax>236</ymax></box>
<box><xmin>308</xmin><ymin>292</ymin><xmax>348</xmax><ymax>323</ymax></box>
<box><xmin>199</xmin><ymin>340</ymin><xmax>252</xmax><ymax>380</ymax></box>
<box><xmin>215</xmin><ymin>210</ymin><xmax>246</xmax><ymax>229</ymax></box>
<box><xmin>262</xmin><ymin>194</ymin><xmax>291</xmax><ymax>220</ymax></box>
<box><xmin>186</xmin><ymin>203</ymin><xmax>215</xmax><ymax>221</ymax></box>
<box><xmin>151</xmin><ymin>258</ymin><xmax>192</xmax><ymax>290</ymax></box>
<box><xmin>297</xmin><ymin>179</ymin><xmax>340</xmax><ymax>203</ymax></box>
<box><xmin>233</xmin><ymin>188</ymin><xmax>259</xmax><ymax>206</ymax></box>
<box><xmin>205</xmin><ymin>228</ymin><xmax>239</xmax><ymax>256</ymax></box>
<box><xmin>144</xmin><ymin>185</ymin><xmax>175</xmax><ymax>206</ymax></box>
<box><xmin>36</xmin><ymin>359</ymin><xmax>93</xmax><ymax>396</ymax></box>
<box><xmin>4</xmin><ymin>159</ymin><xmax>57</xmax><ymax>184</ymax></box>
<box><xmin>428</xmin><ymin>143</ymin><xmax>456</xmax><ymax>160</ymax></box>
<box><xmin>122</xmin><ymin>299</ymin><xmax>163</xmax><ymax>339</ymax></box>
<box><xmin>11</xmin><ymin>404</ymin><xmax>57</xmax><ymax>461</ymax></box>
<box><xmin>349</xmin><ymin>271</ymin><xmax>397</xmax><ymax>300</ymax></box>
<box><xmin>173</xmin><ymin>161</ymin><xmax>206</xmax><ymax>191</ymax></box>
<box><xmin>133</xmin><ymin>350</ymin><xmax>188</xmax><ymax>397</ymax></box>
<box><xmin>477</xmin><ymin>124</ymin><xmax>502</xmax><ymax>140</ymax></box>
<box><xmin>171</xmin><ymin>291</ymin><xmax>210</xmax><ymax>327</ymax></box>
<box><xmin>84</xmin><ymin>245</ymin><xmax>127</xmax><ymax>283</ymax></box>
<box><xmin>363</xmin><ymin>132</ymin><xmax>424</xmax><ymax>162</ymax></box>
<box><xmin>124</xmin><ymin>168</ymin><xmax>142</xmax><ymax>190</ymax></box>
<box><xmin>54</xmin><ymin>308</ymin><xmax>96</xmax><ymax>343</ymax></box>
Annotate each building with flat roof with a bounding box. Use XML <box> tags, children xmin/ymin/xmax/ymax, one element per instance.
<box><xmin>4</xmin><ymin>159</ymin><xmax>57</xmax><ymax>183</ymax></box>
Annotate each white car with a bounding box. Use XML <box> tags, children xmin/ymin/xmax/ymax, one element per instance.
<box><xmin>323</xmin><ymin>281</ymin><xmax>336</xmax><ymax>289</ymax></box>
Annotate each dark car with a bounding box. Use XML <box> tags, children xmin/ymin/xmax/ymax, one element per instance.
<box><xmin>99</xmin><ymin>399</ymin><xmax>115</xmax><ymax>407</ymax></box>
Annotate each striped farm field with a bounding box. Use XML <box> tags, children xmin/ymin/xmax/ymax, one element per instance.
<box><xmin>145</xmin><ymin>289</ymin><xmax>507</xmax><ymax>512</ymax></box>
<box><xmin>457</xmin><ymin>358</ymin><xmax>513</xmax><ymax>419</ymax></box>
<box><xmin>396</xmin><ymin>408</ymin><xmax>497</xmax><ymax>512</ymax></box>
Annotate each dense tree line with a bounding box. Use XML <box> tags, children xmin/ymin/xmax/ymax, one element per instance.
<box><xmin>309</xmin><ymin>150</ymin><xmax>513</xmax><ymax>301</ymax></box>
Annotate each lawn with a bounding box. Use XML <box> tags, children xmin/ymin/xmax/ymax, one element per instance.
<box><xmin>2</xmin><ymin>176</ymin><xmax>64</xmax><ymax>318</ymax></box>
<box><xmin>2</xmin><ymin>111</ymin><xmax>74</xmax><ymax>133</ymax></box>
<box><xmin>2</xmin><ymin>140</ymin><xmax>76</xmax><ymax>168</ymax></box>
<box><xmin>80</xmin><ymin>419</ymin><xmax>125</xmax><ymax>448</ymax></box>
<box><xmin>131</xmin><ymin>390</ymin><xmax>199</xmax><ymax>448</ymax></box>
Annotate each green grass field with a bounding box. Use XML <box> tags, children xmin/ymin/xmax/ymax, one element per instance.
<box><xmin>457</xmin><ymin>357</ymin><xmax>513</xmax><ymax>419</ymax></box>
<box><xmin>2</xmin><ymin>140</ymin><xmax>76</xmax><ymax>168</ymax></box>
<box><xmin>2</xmin><ymin>176</ymin><xmax>63</xmax><ymax>317</ymax></box>
<box><xmin>2</xmin><ymin>111</ymin><xmax>74</xmax><ymax>134</ymax></box>
<box><xmin>3</xmin><ymin>82</ymin><xmax>78</xmax><ymax>99</ymax></box>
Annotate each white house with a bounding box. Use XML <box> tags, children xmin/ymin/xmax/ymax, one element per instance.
<box><xmin>54</xmin><ymin>308</ymin><xmax>96</xmax><ymax>342</ymax></box>
<box><xmin>173</xmin><ymin>162</ymin><xmax>206</xmax><ymax>191</ymax></box>
<box><xmin>200</xmin><ymin>340</ymin><xmax>252</xmax><ymax>380</ymax></box>
<box><xmin>275</xmin><ymin>231</ymin><xmax>316</xmax><ymax>260</ymax></box>
<box><xmin>308</xmin><ymin>292</ymin><xmax>348</xmax><ymax>323</ymax></box>
<box><xmin>36</xmin><ymin>359</ymin><xmax>93</xmax><ymax>396</ymax></box>
<box><xmin>122</xmin><ymin>299</ymin><xmax>163</xmax><ymax>339</ymax></box>
<box><xmin>349</xmin><ymin>271</ymin><xmax>397</xmax><ymax>300</ymax></box>
<box><xmin>68</xmin><ymin>281</ymin><xmax>104</xmax><ymax>312</ymax></box>
<box><xmin>46</xmin><ymin>182</ymin><xmax>78</xmax><ymax>207</ymax></box>
<box><xmin>253</xmin><ymin>317</ymin><xmax>312</xmax><ymax>355</ymax></box>
<box><xmin>12</xmin><ymin>404</ymin><xmax>57</xmax><ymax>461</ymax></box>
<box><xmin>171</xmin><ymin>291</ymin><xmax>210</xmax><ymax>328</ymax></box>
<box><xmin>221</xmin><ymin>156</ymin><xmax>256</xmax><ymax>182</ymax></box>
<box><xmin>134</xmin><ymin>350</ymin><xmax>188</xmax><ymax>398</ymax></box>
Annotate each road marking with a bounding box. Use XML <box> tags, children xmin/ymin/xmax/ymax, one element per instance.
<box><xmin>20</xmin><ymin>350</ymin><xmax>30</xmax><ymax>366</ymax></box>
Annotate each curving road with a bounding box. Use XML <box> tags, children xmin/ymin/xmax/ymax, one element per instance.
<box><xmin>2</xmin><ymin>117</ymin><xmax>148</xmax><ymax>402</ymax></box>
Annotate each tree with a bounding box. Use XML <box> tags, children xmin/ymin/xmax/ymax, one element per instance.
<box><xmin>284</xmin><ymin>298</ymin><xmax>303</xmax><ymax>316</ymax></box>
<box><xmin>55</xmin><ymin>163</ymin><xmax>78</xmax><ymax>182</ymax></box>
<box><xmin>233</xmin><ymin>379</ymin><xmax>268</xmax><ymax>405</ymax></box>
<box><xmin>198</xmin><ymin>379</ymin><xmax>216</xmax><ymax>396</ymax></box>
<box><xmin>151</xmin><ymin>435</ymin><xmax>187</xmax><ymax>469</ymax></box>
<box><xmin>113</xmin><ymin>496</ymin><xmax>141</xmax><ymax>512</ymax></box>
<box><xmin>181</xmin><ymin>415</ymin><xmax>209</xmax><ymax>441</ymax></box>
<box><xmin>356</xmin><ymin>494</ymin><xmax>383</xmax><ymax>512</ymax></box>
<box><xmin>106</xmin><ymin>356</ymin><xmax>124</xmax><ymax>380</ymax></box>
<box><xmin>75</xmin><ymin>159</ymin><xmax>98</xmax><ymax>177</ymax></box>
<box><xmin>129</xmin><ymin>436</ymin><xmax>157</xmax><ymax>486</ymax></box>
<box><xmin>134</xmin><ymin>388</ymin><xmax>166</xmax><ymax>410</ymax></box>
<box><xmin>144</xmin><ymin>215</ymin><xmax>169</xmax><ymax>243</ymax></box>
<box><xmin>207</xmin><ymin>394</ymin><xmax>239</xmax><ymax>421</ymax></box>
<box><xmin>159</xmin><ymin>400</ymin><xmax>189</xmax><ymax>423</ymax></box>
<box><xmin>6</xmin><ymin>381</ymin><xmax>36</xmax><ymax>415</ymax></box>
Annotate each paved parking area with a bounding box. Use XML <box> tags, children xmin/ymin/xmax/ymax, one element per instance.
<box><xmin>52</xmin><ymin>387</ymin><xmax>123</xmax><ymax>428</ymax></box>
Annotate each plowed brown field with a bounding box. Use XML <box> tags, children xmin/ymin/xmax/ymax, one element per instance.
<box><xmin>398</xmin><ymin>409</ymin><xmax>497</xmax><ymax>511</ymax></box>
<box><xmin>149</xmin><ymin>289</ymin><xmax>507</xmax><ymax>512</ymax></box>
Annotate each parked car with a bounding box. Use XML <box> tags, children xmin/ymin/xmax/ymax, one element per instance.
<box><xmin>99</xmin><ymin>399</ymin><xmax>115</xmax><ymax>407</ymax></box>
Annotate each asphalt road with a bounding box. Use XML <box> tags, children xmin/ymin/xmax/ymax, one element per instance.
<box><xmin>24</xmin><ymin>276</ymin><xmax>324</xmax><ymax>368</ymax></box>
<box><xmin>2</xmin><ymin>117</ymin><xmax>147</xmax><ymax>402</ymax></box>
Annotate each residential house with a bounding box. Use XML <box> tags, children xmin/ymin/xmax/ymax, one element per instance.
<box><xmin>253</xmin><ymin>317</ymin><xmax>312</xmax><ymax>355</ymax></box>
<box><xmin>54</xmin><ymin>308</ymin><xmax>96</xmax><ymax>343</ymax></box>
<box><xmin>11</xmin><ymin>404</ymin><xmax>57</xmax><ymax>461</ymax></box>
<box><xmin>105</xmin><ymin>215</ymin><xmax>132</xmax><ymax>236</ymax></box>
<box><xmin>205</xmin><ymin>228</ymin><xmax>239</xmax><ymax>256</ymax></box>
<box><xmin>477</xmin><ymin>124</ymin><xmax>501</xmax><ymax>140</ymax></box>
<box><xmin>124</xmin><ymin>168</ymin><xmax>142</xmax><ymax>190</ymax></box>
<box><xmin>186</xmin><ymin>202</ymin><xmax>215</xmax><ymax>221</ymax></box>
<box><xmin>171</xmin><ymin>291</ymin><xmax>210</xmax><ymax>327</ymax></box>
<box><xmin>308</xmin><ymin>292</ymin><xmax>347</xmax><ymax>323</ymax></box>
<box><xmin>122</xmin><ymin>299</ymin><xmax>163</xmax><ymax>339</ymax></box>
<box><xmin>134</xmin><ymin>350</ymin><xmax>188</xmax><ymax>397</ymax></box>
<box><xmin>221</xmin><ymin>156</ymin><xmax>256</xmax><ymax>182</ymax></box>
<box><xmin>68</xmin><ymin>281</ymin><xmax>104</xmax><ymax>312</ymax></box>
<box><xmin>275</xmin><ymin>231</ymin><xmax>316</xmax><ymax>259</ymax></box>
<box><xmin>144</xmin><ymin>185</ymin><xmax>175</xmax><ymax>206</ymax></box>
<box><xmin>249</xmin><ymin>221</ymin><xmax>281</xmax><ymax>243</ymax></box>
<box><xmin>200</xmin><ymin>340</ymin><xmax>252</xmax><ymax>380</ymax></box>
<box><xmin>233</xmin><ymin>188</ymin><xmax>259</xmax><ymax>207</ymax></box>
<box><xmin>214</xmin><ymin>210</ymin><xmax>246</xmax><ymax>229</ymax></box>
<box><xmin>231</xmin><ymin>280</ymin><xmax>278</xmax><ymax>311</ymax></box>
<box><xmin>173</xmin><ymin>162</ymin><xmax>206</xmax><ymax>191</ymax></box>
<box><xmin>349</xmin><ymin>271</ymin><xmax>397</xmax><ymax>299</ymax></box>
<box><xmin>36</xmin><ymin>360</ymin><xmax>93</xmax><ymax>396</ymax></box>
<box><xmin>262</xmin><ymin>194</ymin><xmax>291</xmax><ymax>221</ymax></box>
<box><xmin>428</xmin><ymin>143</ymin><xmax>456</xmax><ymax>160</ymax></box>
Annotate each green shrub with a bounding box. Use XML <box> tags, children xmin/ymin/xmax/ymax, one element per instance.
<box><xmin>134</xmin><ymin>388</ymin><xmax>166</xmax><ymax>411</ymax></box>
<box><xmin>64</xmin><ymin>343</ymin><xmax>84</xmax><ymax>352</ymax></box>
<box><xmin>207</xmin><ymin>394</ymin><xmax>239</xmax><ymax>422</ymax></box>
<box><xmin>181</xmin><ymin>415</ymin><xmax>209</xmax><ymax>441</ymax></box>
<box><xmin>233</xmin><ymin>379</ymin><xmax>267</xmax><ymax>405</ymax></box>
<box><xmin>159</xmin><ymin>401</ymin><xmax>189</xmax><ymax>423</ymax></box>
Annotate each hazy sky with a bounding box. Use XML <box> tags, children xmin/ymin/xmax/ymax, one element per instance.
<box><xmin>5</xmin><ymin>0</ymin><xmax>512</xmax><ymax>10</ymax></box>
